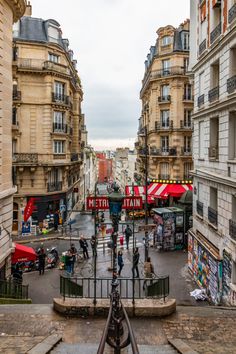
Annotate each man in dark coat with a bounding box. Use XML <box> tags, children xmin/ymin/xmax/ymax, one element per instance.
<box><xmin>38</xmin><ymin>248</ymin><xmax>46</xmax><ymax>275</ymax></box>
<box><xmin>79</xmin><ymin>235</ymin><xmax>89</xmax><ymax>259</ymax></box>
<box><xmin>132</xmin><ymin>247</ymin><xmax>140</xmax><ymax>278</ymax></box>
<box><xmin>124</xmin><ymin>225</ymin><xmax>132</xmax><ymax>250</ymax></box>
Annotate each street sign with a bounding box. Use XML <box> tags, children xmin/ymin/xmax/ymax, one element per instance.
<box><xmin>86</xmin><ymin>196</ymin><xmax>143</xmax><ymax>210</ymax></box>
<box><xmin>60</xmin><ymin>205</ymin><xmax>66</xmax><ymax>212</ymax></box>
<box><xmin>138</xmin><ymin>224</ymin><xmax>156</xmax><ymax>232</ymax></box>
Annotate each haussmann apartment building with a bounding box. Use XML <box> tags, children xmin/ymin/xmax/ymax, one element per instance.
<box><xmin>189</xmin><ymin>0</ymin><xmax>236</xmax><ymax>305</ymax></box>
<box><xmin>136</xmin><ymin>20</ymin><xmax>193</xmax><ymax>205</ymax></box>
<box><xmin>0</xmin><ymin>0</ymin><xmax>26</xmax><ymax>279</ymax></box>
<box><xmin>12</xmin><ymin>3</ymin><xmax>84</xmax><ymax>234</ymax></box>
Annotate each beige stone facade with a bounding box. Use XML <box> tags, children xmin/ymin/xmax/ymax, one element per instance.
<box><xmin>0</xmin><ymin>0</ymin><xmax>25</xmax><ymax>279</ymax></box>
<box><xmin>12</xmin><ymin>11</ymin><xmax>84</xmax><ymax>233</ymax></box>
<box><xmin>136</xmin><ymin>21</ymin><xmax>193</xmax><ymax>188</ymax></box>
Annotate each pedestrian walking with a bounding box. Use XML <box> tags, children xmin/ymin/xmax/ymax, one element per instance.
<box><xmin>54</xmin><ymin>210</ymin><xmax>59</xmax><ymax>231</ymax></box>
<box><xmin>79</xmin><ymin>235</ymin><xmax>89</xmax><ymax>259</ymax></box>
<box><xmin>143</xmin><ymin>256</ymin><xmax>154</xmax><ymax>290</ymax></box>
<box><xmin>124</xmin><ymin>225</ymin><xmax>132</xmax><ymax>250</ymax></box>
<box><xmin>38</xmin><ymin>248</ymin><xmax>46</xmax><ymax>275</ymax></box>
<box><xmin>132</xmin><ymin>247</ymin><xmax>140</xmax><ymax>278</ymax></box>
<box><xmin>118</xmin><ymin>250</ymin><xmax>124</xmax><ymax>276</ymax></box>
<box><xmin>64</xmin><ymin>250</ymin><xmax>73</xmax><ymax>274</ymax></box>
<box><xmin>90</xmin><ymin>235</ymin><xmax>97</xmax><ymax>257</ymax></box>
<box><xmin>70</xmin><ymin>243</ymin><xmax>77</xmax><ymax>274</ymax></box>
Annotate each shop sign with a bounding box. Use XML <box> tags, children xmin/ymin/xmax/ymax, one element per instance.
<box><xmin>22</xmin><ymin>221</ymin><xmax>31</xmax><ymax>235</ymax></box>
<box><xmin>86</xmin><ymin>196</ymin><xmax>143</xmax><ymax>210</ymax></box>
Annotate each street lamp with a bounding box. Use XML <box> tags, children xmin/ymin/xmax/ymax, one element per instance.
<box><xmin>138</xmin><ymin>126</ymin><xmax>149</xmax><ymax>261</ymax></box>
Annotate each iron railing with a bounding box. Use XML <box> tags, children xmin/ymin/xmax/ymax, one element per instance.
<box><xmin>227</xmin><ymin>75</ymin><xmax>236</xmax><ymax>94</ymax></box>
<box><xmin>13</xmin><ymin>153</ymin><xmax>38</xmax><ymax>164</ymax></box>
<box><xmin>149</xmin><ymin>147</ymin><xmax>177</xmax><ymax>156</ymax></box>
<box><xmin>180</xmin><ymin>120</ymin><xmax>193</xmax><ymax>130</ymax></box>
<box><xmin>183</xmin><ymin>94</ymin><xmax>193</xmax><ymax>101</ymax></box>
<box><xmin>208</xmin><ymin>206</ymin><xmax>218</xmax><ymax>227</ymax></box>
<box><xmin>181</xmin><ymin>147</ymin><xmax>192</xmax><ymax>156</ymax></box>
<box><xmin>198</xmin><ymin>94</ymin><xmax>205</xmax><ymax>108</ymax></box>
<box><xmin>60</xmin><ymin>275</ymin><xmax>169</xmax><ymax>301</ymax></box>
<box><xmin>158</xmin><ymin>95</ymin><xmax>171</xmax><ymax>103</ymax></box>
<box><xmin>210</xmin><ymin>22</ymin><xmax>221</xmax><ymax>44</ymax></box>
<box><xmin>53</xmin><ymin>123</ymin><xmax>67</xmax><ymax>133</ymax></box>
<box><xmin>208</xmin><ymin>86</ymin><xmax>219</xmax><ymax>102</ymax></box>
<box><xmin>0</xmin><ymin>279</ymin><xmax>28</xmax><ymax>299</ymax></box>
<box><xmin>47</xmin><ymin>181</ymin><xmax>63</xmax><ymax>192</ymax></box>
<box><xmin>199</xmin><ymin>39</ymin><xmax>207</xmax><ymax>56</ymax></box>
<box><xmin>155</xmin><ymin>120</ymin><xmax>173</xmax><ymax>130</ymax></box>
<box><xmin>229</xmin><ymin>219</ymin><xmax>236</xmax><ymax>241</ymax></box>
<box><xmin>52</xmin><ymin>92</ymin><xmax>69</xmax><ymax>105</ymax></box>
<box><xmin>228</xmin><ymin>3</ymin><xmax>236</xmax><ymax>24</ymax></box>
<box><xmin>197</xmin><ymin>200</ymin><xmax>204</xmax><ymax>217</ymax></box>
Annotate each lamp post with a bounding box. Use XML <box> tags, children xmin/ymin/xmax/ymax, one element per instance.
<box><xmin>93</xmin><ymin>181</ymin><xmax>98</xmax><ymax>306</ymax></box>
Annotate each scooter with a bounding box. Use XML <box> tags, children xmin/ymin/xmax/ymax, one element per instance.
<box><xmin>46</xmin><ymin>247</ymin><xmax>59</xmax><ymax>268</ymax></box>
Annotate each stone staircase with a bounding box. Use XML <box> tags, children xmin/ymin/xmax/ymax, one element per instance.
<box><xmin>50</xmin><ymin>342</ymin><xmax>179</xmax><ymax>354</ymax></box>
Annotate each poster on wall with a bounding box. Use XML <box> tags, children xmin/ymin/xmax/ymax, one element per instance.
<box><xmin>22</xmin><ymin>221</ymin><xmax>31</xmax><ymax>236</ymax></box>
<box><xmin>222</xmin><ymin>250</ymin><xmax>232</xmax><ymax>300</ymax></box>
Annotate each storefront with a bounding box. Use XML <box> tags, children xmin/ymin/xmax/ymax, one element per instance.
<box><xmin>188</xmin><ymin>230</ymin><xmax>222</xmax><ymax>304</ymax></box>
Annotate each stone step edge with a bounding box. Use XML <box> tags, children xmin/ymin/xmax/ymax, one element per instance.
<box><xmin>168</xmin><ymin>339</ymin><xmax>199</xmax><ymax>354</ymax></box>
<box><xmin>27</xmin><ymin>334</ymin><xmax>62</xmax><ymax>354</ymax></box>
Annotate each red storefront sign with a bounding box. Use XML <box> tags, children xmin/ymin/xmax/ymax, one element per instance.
<box><xmin>24</xmin><ymin>198</ymin><xmax>34</xmax><ymax>222</ymax></box>
<box><xmin>86</xmin><ymin>196</ymin><xmax>143</xmax><ymax>210</ymax></box>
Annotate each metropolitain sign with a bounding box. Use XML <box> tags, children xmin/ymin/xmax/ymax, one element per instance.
<box><xmin>86</xmin><ymin>196</ymin><xmax>143</xmax><ymax>210</ymax></box>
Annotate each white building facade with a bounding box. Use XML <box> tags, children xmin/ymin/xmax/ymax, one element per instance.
<box><xmin>190</xmin><ymin>0</ymin><xmax>236</xmax><ymax>305</ymax></box>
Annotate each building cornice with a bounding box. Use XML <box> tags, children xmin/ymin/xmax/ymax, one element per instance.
<box><xmin>6</xmin><ymin>0</ymin><xmax>26</xmax><ymax>22</ymax></box>
<box><xmin>192</xmin><ymin>168</ymin><xmax>236</xmax><ymax>190</ymax></box>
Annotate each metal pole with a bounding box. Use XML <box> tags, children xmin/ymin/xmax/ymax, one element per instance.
<box><xmin>144</xmin><ymin>126</ymin><xmax>149</xmax><ymax>261</ymax></box>
<box><xmin>132</xmin><ymin>182</ymin><xmax>135</xmax><ymax>306</ymax></box>
<box><xmin>94</xmin><ymin>181</ymin><xmax>98</xmax><ymax>306</ymax></box>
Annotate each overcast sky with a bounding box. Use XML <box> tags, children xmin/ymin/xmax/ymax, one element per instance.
<box><xmin>29</xmin><ymin>0</ymin><xmax>190</xmax><ymax>150</ymax></box>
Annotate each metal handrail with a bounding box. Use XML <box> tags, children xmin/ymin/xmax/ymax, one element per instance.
<box><xmin>121</xmin><ymin>302</ymin><xmax>139</xmax><ymax>354</ymax></box>
<box><xmin>97</xmin><ymin>300</ymin><xmax>113</xmax><ymax>354</ymax></box>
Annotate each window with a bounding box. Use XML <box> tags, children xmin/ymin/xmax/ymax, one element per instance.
<box><xmin>229</xmin><ymin>47</ymin><xmax>236</xmax><ymax>78</ymax></box>
<box><xmin>199</xmin><ymin>121</ymin><xmax>204</xmax><ymax>159</ymax></box>
<box><xmin>48</xmin><ymin>168</ymin><xmax>62</xmax><ymax>183</ymax></box>
<box><xmin>161</xmin><ymin>136</ymin><xmax>169</xmax><ymax>152</ymax></box>
<box><xmin>12</xmin><ymin>140</ymin><xmax>17</xmax><ymax>154</ymax></box>
<box><xmin>184</xmin><ymin>162</ymin><xmax>192</xmax><ymax>179</ymax></box>
<box><xmin>209</xmin><ymin>117</ymin><xmax>219</xmax><ymax>159</ymax></box>
<box><xmin>184</xmin><ymin>84</ymin><xmax>192</xmax><ymax>100</ymax></box>
<box><xmin>184</xmin><ymin>58</ymin><xmax>189</xmax><ymax>72</ymax></box>
<box><xmin>160</xmin><ymin>162</ymin><xmax>169</xmax><ymax>179</ymax></box>
<box><xmin>53</xmin><ymin>111</ymin><xmax>65</xmax><ymax>132</ymax></box>
<box><xmin>48</xmin><ymin>53</ymin><xmax>59</xmax><ymax>63</ymax></box>
<box><xmin>210</xmin><ymin>60</ymin><xmax>219</xmax><ymax>90</ymax></box>
<box><xmin>161</xmin><ymin>110</ymin><xmax>170</xmax><ymax>128</ymax></box>
<box><xmin>184</xmin><ymin>110</ymin><xmax>192</xmax><ymax>127</ymax></box>
<box><xmin>161</xmin><ymin>85</ymin><xmax>170</xmax><ymax>97</ymax></box>
<box><xmin>182</xmin><ymin>32</ymin><xmax>190</xmax><ymax>50</ymax></box>
<box><xmin>162</xmin><ymin>36</ymin><xmax>171</xmax><ymax>46</ymax></box>
<box><xmin>184</xmin><ymin>136</ymin><xmax>191</xmax><ymax>153</ymax></box>
<box><xmin>53</xmin><ymin>140</ymin><xmax>65</xmax><ymax>154</ymax></box>
<box><xmin>229</xmin><ymin>113</ymin><xmax>236</xmax><ymax>160</ymax></box>
<box><xmin>162</xmin><ymin>59</ymin><xmax>170</xmax><ymax>75</ymax></box>
<box><xmin>199</xmin><ymin>71</ymin><xmax>205</xmax><ymax>96</ymax></box>
<box><xmin>54</xmin><ymin>81</ymin><xmax>65</xmax><ymax>96</ymax></box>
<box><xmin>48</xmin><ymin>26</ymin><xmax>59</xmax><ymax>43</ymax></box>
<box><xmin>210</xmin><ymin>187</ymin><xmax>218</xmax><ymax>211</ymax></box>
<box><xmin>12</xmin><ymin>107</ymin><xmax>17</xmax><ymax>125</ymax></box>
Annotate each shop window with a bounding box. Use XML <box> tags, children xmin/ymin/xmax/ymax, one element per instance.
<box><xmin>229</xmin><ymin>113</ymin><xmax>236</xmax><ymax>160</ymax></box>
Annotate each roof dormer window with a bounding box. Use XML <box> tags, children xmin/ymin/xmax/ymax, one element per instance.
<box><xmin>162</xmin><ymin>36</ymin><xmax>172</xmax><ymax>46</ymax></box>
<box><xmin>48</xmin><ymin>25</ymin><xmax>59</xmax><ymax>43</ymax></box>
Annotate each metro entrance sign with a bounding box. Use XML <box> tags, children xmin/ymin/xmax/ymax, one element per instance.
<box><xmin>86</xmin><ymin>196</ymin><xmax>143</xmax><ymax>210</ymax></box>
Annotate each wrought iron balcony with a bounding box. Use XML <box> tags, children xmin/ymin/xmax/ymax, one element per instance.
<box><xmin>53</xmin><ymin>123</ymin><xmax>67</xmax><ymax>133</ymax></box>
<box><xmin>208</xmin><ymin>146</ymin><xmax>219</xmax><ymax>160</ymax></box>
<box><xmin>12</xmin><ymin>90</ymin><xmax>21</xmax><ymax>101</ymax></box>
<box><xmin>180</xmin><ymin>120</ymin><xmax>193</xmax><ymax>130</ymax></box>
<box><xmin>13</xmin><ymin>153</ymin><xmax>38</xmax><ymax>164</ymax></box>
<box><xmin>227</xmin><ymin>75</ymin><xmax>236</xmax><ymax>94</ymax></box>
<box><xmin>210</xmin><ymin>22</ymin><xmax>221</xmax><ymax>44</ymax></box>
<box><xmin>208</xmin><ymin>86</ymin><xmax>219</xmax><ymax>102</ymax></box>
<box><xmin>229</xmin><ymin>3</ymin><xmax>236</xmax><ymax>24</ymax></box>
<box><xmin>198</xmin><ymin>94</ymin><xmax>205</xmax><ymax>108</ymax></box>
<box><xmin>208</xmin><ymin>206</ymin><xmax>218</xmax><ymax>227</ymax></box>
<box><xmin>155</xmin><ymin>120</ymin><xmax>173</xmax><ymax>130</ymax></box>
<box><xmin>197</xmin><ymin>200</ymin><xmax>204</xmax><ymax>217</ymax></box>
<box><xmin>47</xmin><ymin>181</ymin><xmax>62</xmax><ymax>192</ymax></box>
<box><xmin>199</xmin><ymin>39</ymin><xmax>207</xmax><ymax>56</ymax></box>
<box><xmin>183</xmin><ymin>94</ymin><xmax>193</xmax><ymax>101</ymax></box>
<box><xmin>181</xmin><ymin>147</ymin><xmax>192</xmax><ymax>156</ymax></box>
<box><xmin>229</xmin><ymin>219</ymin><xmax>236</xmax><ymax>241</ymax></box>
<box><xmin>71</xmin><ymin>153</ymin><xmax>79</xmax><ymax>162</ymax></box>
<box><xmin>52</xmin><ymin>92</ymin><xmax>69</xmax><ymax>105</ymax></box>
<box><xmin>158</xmin><ymin>95</ymin><xmax>171</xmax><ymax>103</ymax></box>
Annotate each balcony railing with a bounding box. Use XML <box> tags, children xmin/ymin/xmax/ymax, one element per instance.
<box><xmin>228</xmin><ymin>3</ymin><xmax>236</xmax><ymax>24</ymax></box>
<box><xmin>13</xmin><ymin>91</ymin><xmax>21</xmax><ymax>101</ymax></box>
<box><xmin>198</xmin><ymin>94</ymin><xmax>205</xmax><ymax>108</ymax></box>
<box><xmin>150</xmin><ymin>147</ymin><xmax>177</xmax><ymax>157</ymax></box>
<box><xmin>53</xmin><ymin>123</ymin><xmax>67</xmax><ymax>133</ymax></box>
<box><xmin>208</xmin><ymin>146</ymin><xmax>219</xmax><ymax>160</ymax></box>
<box><xmin>158</xmin><ymin>95</ymin><xmax>171</xmax><ymax>103</ymax></box>
<box><xmin>210</xmin><ymin>22</ymin><xmax>221</xmax><ymax>44</ymax></box>
<box><xmin>229</xmin><ymin>219</ymin><xmax>236</xmax><ymax>241</ymax></box>
<box><xmin>227</xmin><ymin>75</ymin><xmax>236</xmax><ymax>94</ymax></box>
<box><xmin>52</xmin><ymin>92</ymin><xmax>69</xmax><ymax>105</ymax></box>
<box><xmin>43</xmin><ymin>60</ymin><xmax>70</xmax><ymax>75</ymax></box>
<box><xmin>208</xmin><ymin>206</ymin><xmax>218</xmax><ymax>227</ymax></box>
<box><xmin>183</xmin><ymin>94</ymin><xmax>193</xmax><ymax>101</ymax></box>
<box><xmin>0</xmin><ymin>279</ymin><xmax>29</xmax><ymax>300</ymax></box>
<box><xmin>208</xmin><ymin>86</ymin><xmax>219</xmax><ymax>102</ymax></box>
<box><xmin>13</xmin><ymin>153</ymin><xmax>38</xmax><ymax>164</ymax></box>
<box><xmin>180</xmin><ymin>120</ymin><xmax>193</xmax><ymax>130</ymax></box>
<box><xmin>197</xmin><ymin>200</ymin><xmax>203</xmax><ymax>217</ymax></box>
<box><xmin>181</xmin><ymin>147</ymin><xmax>192</xmax><ymax>156</ymax></box>
<box><xmin>47</xmin><ymin>181</ymin><xmax>62</xmax><ymax>192</ymax></box>
<box><xmin>155</xmin><ymin>120</ymin><xmax>173</xmax><ymax>130</ymax></box>
<box><xmin>199</xmin><ymin>39</ymin><xmax>207</xmax><ymax>56</ymax></box>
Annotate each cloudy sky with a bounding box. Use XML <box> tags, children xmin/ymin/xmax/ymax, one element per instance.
<box><xmin>29</xmin><ymin>0</ymin><xmax>189</xmax><ymax>150</ymax></box>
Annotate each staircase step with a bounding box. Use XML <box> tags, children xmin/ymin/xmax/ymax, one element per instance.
<box><xmin>50</xmin><ymin>343</ymin><xmax>178</xmax><ymax>354</ymax></box>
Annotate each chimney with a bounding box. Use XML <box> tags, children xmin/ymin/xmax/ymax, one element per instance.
<box><xmin>24</xmin><ymin>1</ymin><xmax>32</xmax><ymax>17</ymax></box>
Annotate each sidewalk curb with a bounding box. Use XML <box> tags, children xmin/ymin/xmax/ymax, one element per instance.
<box><xmin>27</xmin><ymin>334</ymin><xmax>62</xmax><ymax>354</ymax></box>
<box><xmin>168</xmin><ymin>339</ymin><xmax>199</xmax><ymax>354</ymax></box>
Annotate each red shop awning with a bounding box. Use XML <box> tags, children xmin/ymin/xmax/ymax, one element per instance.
<box><xmin>12</xmin><ymin>243</ymin><xmax>37</xmax><ymax>264</ymax></box>
<box><xmin>148</xmin><ymin>183</ymin><xmax>193</xmax><ymax>199</ymax></box>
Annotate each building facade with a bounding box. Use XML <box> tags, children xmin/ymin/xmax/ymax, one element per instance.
<box><xmin>136</xmin><ymin>21</ymin><xmax>193</xmax><ymax>204</ymax></box>
<box><xmin>190</xmin><ymin>0</ymin><xmax>236</xmax><ymax>305</ymax></box>
<box><xmin>96</xmin><ymin>153</ymin><xmax>113</xmax><ymax>184</ymax></box>
<box><xmin>0</xmin><ymin>0</ymin><xmax>26</xmax><ymax>279</ymax></box>
<box><xmin>12</xmin><ymin>6</ymin><xmax>84</xmax><ymax>233</ymax></box>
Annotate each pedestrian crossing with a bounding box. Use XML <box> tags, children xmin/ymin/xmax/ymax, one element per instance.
<box><xmin>95</xmin><ymin>234</ymin><xmax>143</xmax><ymax>253</ymax></box>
